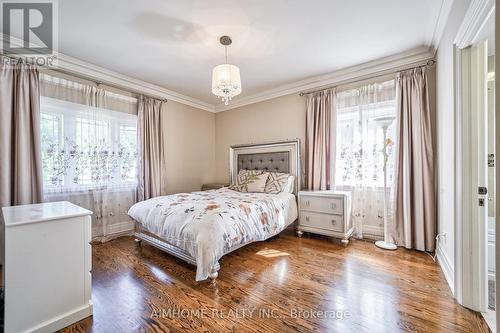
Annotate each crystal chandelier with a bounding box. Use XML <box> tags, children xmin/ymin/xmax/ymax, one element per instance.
<box><xmin>212</xmin><ymin>36</ymin><xmax>242</xmax><ymax>105</ymax></box>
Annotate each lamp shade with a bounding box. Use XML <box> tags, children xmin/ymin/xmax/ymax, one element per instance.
<box><xmin>212</xmin><ymin>64</ymin><xmax>242</xmax><ymax>105</ymax></box>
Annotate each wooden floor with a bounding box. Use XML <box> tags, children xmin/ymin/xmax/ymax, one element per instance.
<box><xmin>60</xmin><ymin>231</ymin><xmax>490</xmax><ymax>333</ymax></box>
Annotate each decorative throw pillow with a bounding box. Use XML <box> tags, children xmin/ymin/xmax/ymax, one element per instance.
<box><xmin>246</xmin><ymin>173</ymin><xmax>269</xmax><ymax>192</ymax></box>
<box><xmin>264</xmin><ymin>172</ymin><xmax>292</xmax><ymax>194</ymax></box>
<box><xmin>229</xmin><ymin>170</ymin><xmax>269</xmax><ymax>193</ymax></box>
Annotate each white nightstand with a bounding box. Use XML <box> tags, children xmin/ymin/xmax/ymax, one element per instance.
<box><xmin>297</xmin><ymin>190</ymin><xmax>353</xmax><ymax>245</ymax></box>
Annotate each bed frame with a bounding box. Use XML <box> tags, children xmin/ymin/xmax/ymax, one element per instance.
<box><xmin>134</xmin><ymin>139</ymin><xmax>301</xmax><ymax>280</ymax></box>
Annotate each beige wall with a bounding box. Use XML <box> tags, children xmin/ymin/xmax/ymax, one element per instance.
<box><xmin>214</xmin><ymin>70</ymin><xmax>436</xmax><ymax>186</ymax></box>
<box><xmin>163</xmin><ymin>100</ymin><xmax>216</xmax><ymax>194</ymax></box>
<box><xmin>214</xmin><ymin>94</ymin><xmax>306</xmax><ymax>183</ymax></box>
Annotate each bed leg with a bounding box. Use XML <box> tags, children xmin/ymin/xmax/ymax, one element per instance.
<box><xmin>209</xmin><ymin>262</ymin><xmax>220</xmax><ymax>281</ymax></box>
<box><xmin>134</xmin><ymin>238</ymin><xmax>142</xmax><ymax>246</ymax></box>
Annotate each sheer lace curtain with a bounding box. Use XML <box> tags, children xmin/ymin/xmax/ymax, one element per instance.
<box><xmin>40</xmin><ymin>74</ymin><xmax>138</xmax><ymax>242</ymax></box>
<box><xmin>333</xmin><ymin>80</ymin><xmax>397</xmax><ymax>239</ymax></box>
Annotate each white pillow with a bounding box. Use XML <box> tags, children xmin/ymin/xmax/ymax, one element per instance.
<box><xmin>229</xmin><ymin>170</ymin><xmax>269</xmax><ymax>193</ymax></box>
<box><xmin>282</xmin><ymin>175</ymin><xmax>295</xmax><ymax>194</ymax></box>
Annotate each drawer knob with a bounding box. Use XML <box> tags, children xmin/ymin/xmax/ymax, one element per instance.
<box><xmin>331</xmin><ymin>219</ymin><xmax>336</xmax><ymax>225</ymax></box>
<box><xmin>306</xmin><ymin>200</ymin><xmax>310</xmax><ymax>207</ymax></box>
<box><xmin>331</xmin><ymin>202</ymin><xmax>336</xmax><ymax>209</ymax></box>
<box><xmin>305</xmin><ymin>216</ymin><xmax>310</xmax><ymax>222</ymax></box>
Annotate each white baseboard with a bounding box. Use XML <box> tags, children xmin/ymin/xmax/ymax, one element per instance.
<box><xmin>437</xmin><ymin>245</ymin><xmax>455</xmax><ymax>295</ymax></box>
<box><xmin>29</xmin><ymin>302</ymin><xmax>92</xmax><ymax>333</ymax></box>
<box><xmin>93</xmin><ymin>220</ymin><xmax>134</xmax><ymax>242</ymax></box>
<box><xmin>361</xmin><ymin>225</ymin><xmax>384</xmax><ymax>240</ymax></box>
<box><xmin>107</xmin><ymin>220</ymin><xmax>135</xmax><ymax>234</ymax></box>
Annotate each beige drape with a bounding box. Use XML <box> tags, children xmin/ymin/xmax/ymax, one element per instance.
<box><xmin>392</xmin><ymin>67</ymin><xmax>436</xmax><ymax>252</ymax></box>
<box><xmin>0</xmin><ymin>63</ymin><xmax>43</xmax><ymax>207</ymax></box>
<box><xmin>305</xmin><ymin>89</ymin><xmax>336</xmax><ymax>190</ymax></box>
<box><xmin>138</xmin><ymin>96</ymin><xmax>166</xmax><ymax>201</ymax></box>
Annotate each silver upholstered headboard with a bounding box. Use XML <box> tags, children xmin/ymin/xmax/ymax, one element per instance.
<box><xmin>237</xmin><ymin>151</ymin><xmax>290</xmax><ymax>174</ymax></box>
<box><xmin>229</xmin><ymin>139</ymin><xmax>301</xmax><ymax>194</ymax></box>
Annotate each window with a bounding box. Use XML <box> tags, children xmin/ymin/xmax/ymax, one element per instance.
<box><xmin>40</xmin><ymin>97</ymin><xmax>138</xmax><ymax>189</ymax></box>
<box><xmin>119</xmin><ymin>125</ymin><xmax>138</xmax><ymax>182</ymax></box>
<box><xmin>334</xmin><ymin>80</ymin><xmax>396</xmax><ymax>188</ymax></box>
<box><xmin>40</xmin><ymin>112</ymin><xmax>64</xmax><ymax>186</ymax></box>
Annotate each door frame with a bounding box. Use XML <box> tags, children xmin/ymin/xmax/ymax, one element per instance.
<box><xmin>453</xmin><ymin>0</ymin><xmax>494</xmax><ymax>312</ymax></box>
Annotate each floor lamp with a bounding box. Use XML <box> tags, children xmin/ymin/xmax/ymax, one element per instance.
<box><xmin>374</xmin><ymin>116</ymin><xmax>397</xmax><ymax>250</ymax></box>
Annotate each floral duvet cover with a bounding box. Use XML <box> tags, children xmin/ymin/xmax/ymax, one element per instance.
<box><xmin>128</xmin><ymin>188</ymin><xmax>297</xmax><ymax>280</ymax></box>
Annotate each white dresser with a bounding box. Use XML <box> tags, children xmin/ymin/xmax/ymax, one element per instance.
<box><xmin>297</xmin><ymin>191</ymin><xmax>353</xmax><ymax>245</ymax></box>
<box><xmin>1</xmin><ymin>201</ymin><xmax>93</xmax><ymax>333</ymax></box>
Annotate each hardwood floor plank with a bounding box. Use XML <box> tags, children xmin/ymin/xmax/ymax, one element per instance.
<box><xmin>59</xmin><ymin>231</ymin><xmax>490</xmax><ymax>333</ymax></box>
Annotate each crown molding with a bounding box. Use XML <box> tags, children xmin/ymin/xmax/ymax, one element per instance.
<box><xmin>454</xmin><ymin>0</ymin><xmax>495</xmax><ymax>48</ymax></box>
<box><xmin>2</xmin><ymin>11</ymin><xmax>447</xmax><ymax>115</ymax></box>
<box><xmin>56</xmin><ymin>53</ymin><xmax>215</xmax><ymax>112</ymax></box>
<box><xmin>1</xmin><ymin>33</ymin><xmax>216</xmax><ymax>113</ymax></box>
<box><xmin>427</xmin><ymin>0</ymin><xmax>455</xmax><ymax>54</ymax></box>
<box><xmin>214</xmin><ymin>46</ymin><xmax>435</xmax><ymax>112</ymax></box>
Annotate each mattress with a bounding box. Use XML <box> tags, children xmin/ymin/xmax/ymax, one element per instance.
<box><xmin>128</xmin><ymin>188</ymin><xmax>297</xmax><ymax>280</ymax></box>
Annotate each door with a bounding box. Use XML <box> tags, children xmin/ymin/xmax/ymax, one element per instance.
<box><xmin>454</xmin><ymin>3</ymin><xmax>496</xmax><ymax>331</ymax></box>
<box><xmin>461</xmin><ymin>38</ymin><xmax>495</xmax><ymax>329</ymax></box>
<box><xmin>457</xmin><ymin>39</ymin><xmax>489</xmax><ymax>312</ymax></box>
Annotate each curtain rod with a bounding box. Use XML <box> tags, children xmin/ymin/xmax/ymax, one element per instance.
<box><xmin>299</xmin><ymin>59</ymin><xmax>436</xmax><ymax>96</ymax></box>
<box><xmin>1</xmin><ymin>53</ymin><xmax>168</xmax><ymax>103</ymax></box>
<box><xmin>44</xmin><ymin>67</ymin><xmax>168</xmax><ymax>103</ymax></box>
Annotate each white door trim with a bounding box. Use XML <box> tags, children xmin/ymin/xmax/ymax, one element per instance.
<box><xmin>471</xmin><ymin>41</ymin><xmax>488</xmax><ymax>312</ymax></box>
<box><xmin>454</xmin><ymin>0</ymin><xmax>495</xmax><ymax>48</ymax></box>
<box><xmin>454</xmin><ymin>44</ymin><xmax>469</xmax><ymax>307</ymax></box>
<box><xmin>453</xmin><ymin>0</ymin><xmax>494</xmax><ymax>312</ymax></box>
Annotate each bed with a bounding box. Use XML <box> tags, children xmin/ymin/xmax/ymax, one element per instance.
<box><xmin>128</xmin><ymin>140</ymin><xmax>301</xmax><ymax>281</ymax></box>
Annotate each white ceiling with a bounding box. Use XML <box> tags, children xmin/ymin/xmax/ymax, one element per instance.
<box><xmin>54</xmin><ymin>0</ymin><xmax>444</xmax><ymax>106</ymax></box>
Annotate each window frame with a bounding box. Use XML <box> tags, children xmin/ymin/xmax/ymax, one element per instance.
<box><xmin>40</xmin><ymin>96</ymin><xmax>138</xmax><ymax>190</ymax></box>
<box><xmin>334</xmin><ymin>94</ymin><xmax>397</xmax><ymax>189</ymax></box>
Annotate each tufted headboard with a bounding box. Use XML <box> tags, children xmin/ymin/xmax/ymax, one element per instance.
<box><xmin>229</xmin><ymin>139</ymin><xmax>301</xmax><ymax>195</ymax></box>
<box><xmin>237</xmin><ymin>152</ymin><xmax>290</xmax><ymax>174</ymax></box>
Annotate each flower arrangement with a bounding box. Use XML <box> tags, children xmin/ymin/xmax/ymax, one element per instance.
<box><xmin>382</xmin><ymin>137</ymin><xmax>394</xmax><ymax>171</ymax></box>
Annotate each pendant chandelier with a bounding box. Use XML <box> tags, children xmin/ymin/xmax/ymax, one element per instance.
<box><xmin>212</xmin><ymin>36</ymin><xmax>242</xmax><ymax>105</ymax></box>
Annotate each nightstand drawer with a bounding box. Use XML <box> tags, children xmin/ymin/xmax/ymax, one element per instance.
<box><xmin>300</xmin><ymin>195</ymin><xmax>343</xmax><ymax>215</ymax></box>
<box><xmin>300</xmin><ymin>211</ymin><xmax>344</xmax><ymax>233</ymax></box>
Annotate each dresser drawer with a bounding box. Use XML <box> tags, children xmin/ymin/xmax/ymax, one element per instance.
<box><xmin>300</xmin><ymin>195</ymin><xmax>343</xmax><ymax>215</ymax></box>
<box><xmin>300</xmin><ymin>211</ymin><xmax>344</xmax><ymax>233</ymax></box>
